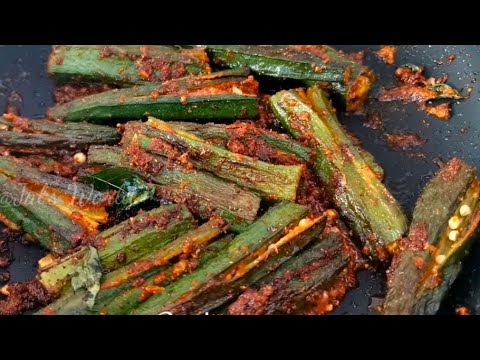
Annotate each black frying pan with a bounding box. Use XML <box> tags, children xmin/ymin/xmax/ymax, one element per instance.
<box><xmin>0</xmin><ymin>45</ymin><xmax>479</xmax><ymax>315</ymax></box>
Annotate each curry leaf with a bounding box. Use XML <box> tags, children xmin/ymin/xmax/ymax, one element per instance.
<box><xmin>80</xmin><ymin>167</ymin><xmax>155</xmax><ymax>210</ymax></box>
<box><xmin>427</xmin><ymin>83</ymin><xmax>463</xmax><ymax>100</ymax></box>
<box><xmin>70</xmin><ymin>246</ymin><xmax>103</xmax><ymax>308</ymax></box>
<box><xmin>80</xmin><ymin>167</ymin><xmax>137</xmax><ymax>191</ymax></box>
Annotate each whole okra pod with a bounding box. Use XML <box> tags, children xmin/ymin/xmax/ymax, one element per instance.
<box><xmin>205</xmin><ymin>45</ymin><xmax>375</xmax><ymax>112</ymax></box>
<box><xmin>48</xmin><ymin>45</ymin><xmax>211</xmax><ymax>86</ymax></box>
<box><xmin>270</xmin><ymin>86</ymin><xmax>407</xmax><ymax>259</ymax></box>
<box><xmin>48</xmin><ymin>70</ymin><xmax>259</xmax><ymax>123</ymax></box>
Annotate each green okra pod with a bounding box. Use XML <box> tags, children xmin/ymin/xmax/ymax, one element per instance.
<box><xmin>96</xmin><ymin>204</ymin><xmax>195</xmax><ymax>271</ymax></box>
<box><xmin>48</xmin><ymin>45</ymin><xmax>211</xmax><ymax>86</ymax></box>
<box><xmin>384</xmin><ymin>158</ymin><xmax>480</xmax><ymax>315</ymax></box>
<box><xmin>270</xmin><ymin>86</ymin><xmax>407</xmax><ymax>259</ymax></box>
<box><xmin>128</xmin><ymin>202</ymin><xmax>321</xmax><ymax>314</ymax></box>
<box><xmin>0</xmin><ymin>114</ymin><xmax>119</xmax><ymax>152</ymax></box>
<box><xmin>205</xmin><ymin>45</ymin><xmax>375</xmax><ymax>112</ymax></box>
<box><xmin>132</xmin><ymin>118</ymin><xmax>303</xmax><ymax>202</ymax></box>
<box><xmin>227</xmin><ymin>229</ymin><xmax>349</xmax><ymax>315</ymax></box>
<box><xmin>48</xmin><ymin>71</ymin><xmax>259</xmax><ymax>123</ymax></box>
<box><xmin>87</xmin><ymin>145</ymin><xmax>260</xmax><ymax>232</ymax></box>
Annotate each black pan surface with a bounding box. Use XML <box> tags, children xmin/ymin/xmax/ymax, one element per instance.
<box><xmin>0</xmin><ymin>45</ymin><xmax>479</xmax><ymax>315</ymax></box>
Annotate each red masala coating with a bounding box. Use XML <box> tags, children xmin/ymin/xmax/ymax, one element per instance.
<box><xmin>229</xmin><ymin>221</ymin><xmax>361</xmax><ymax>315</ymax></box>
<box><xmin>109</xmin><ymin>219</ymin><xmax>222</xmax><ymax>287</ymax></box>
<box><xmin>379</xmin><ymin>85</ymin><xmax>438</xmax><ymax>103</ymax></box>
<box><xmin>118</xmin><ymin>206</ymin><xmax>183</xmax><ymax>238</ymax></box>
<box><xmin>124</xmin><ymin>142</ymin><xmax>164</xmax><ymax>176</ymax></box>
<box><xmin>207</xmin><ymin>120</ymin><xmax>327</xmax><ymax>216</ymax></box>
<box><xmin>302</xmin><ymin>267</ymin><xmax>356</xmax><ymax>315</ymax></box>
<box><xmin>384</xmin><ymin>132</ymin><xmax>426</xmax><ymax>150</ymax></box>
<box><xmin>143</xmin><ymin>135</ymin><xmax>195</xmax><ymax>172</ymax></box>
<box><xmin>338</xmin><ymin>50</ymin><xmax>365</xmax><ymax>64</ymax></box>
<box><xmin>4</xmin><ymin>91</ymin><xmax>22</xmax><ymax>115</ymax></box>
<box><xmin>0</xmin><ymin>151</ymin><xmax>80</xmax><ymax>179</ymax></box>
<box><xmin>155</xmin><ymin>186</ymin><xmax>211</xmax><ymax>220</ymax></box>
<box><xmin>228</xmin><ymin>286</ymin><xmax>274</xmax><ymax>315</ymax></box>
<box><xmin>136</xmin><ymin>257</ymin><xmax>202</xmax><ymax>301</ymax></box>
<box><xmin>379</xmin><ymin>65</ymin><xmax>457</xmax><ymax>120</ymax></box>
<box><xmin>303</xmin><ymin>220</ymin><xmax>364</xmax><ymax>314</ymax></box>
<box><xmin>0</xmin><ymin>240</ymin><xmax>12</xmax><ymax>268</ymax></box>
<box><xmin>296</xmin><ymin>167</ymin><xmax>328</xmax><ymax>216</ymax></box>
<box><xmin>0</xmin><ymin>280</ymin><xmax>51</xmax><ymax>315</ymax></box>
<box><xmin>54</xmin><ymin>83</ymin><xmax>113</xmax><ymax>104</ymax></box>
<box><xmin>136</xmin><ymin>58</ymin><xmax>186</xmax><ymax>82</ymax></box>
<box><xmin>376</xmin><ymin>46</ymin><xmax>396</xmax><ymax>65</ymax></box>
<box><xmin>228</xmin><ymin>270</ymin><xmax>296</xmax><ymax>315</ymax></box>
<box><xmin>116</xmin><ymin>251</ymin><xmax>127</xmax><ymax>265</ymax></box>
<box><xmin>99</xmin><ymin>46</ymin><xmax>112</xmax><ymax>58</ymax></box>
<box><xmin>288</xmin><ymin>45</ymin><xmax>330</xmax><ymax>64</ymax></box>
<box><xmin>439</xmin><ymin>157</ymin><xmax>463</xmax><ymax>182</ymax></box>
<box><xmin>149</xmin><ymin>76</ymin><xmax>259</xmax><ymax>99</ymax></box>
<box><xmin>387</xmin><ymin>221</ymin><xmax>429</xmax><ymax>288</ymax></box>
<box><xmin>456</xmin><ymin>306</ymin><xmax>470</xmax><ymax>315</ymax></box>
<box><xmin>224</xmin><ymin>122</ymin><xmax>304</xmax><ymax>166</ymax></box>
<box><xmin>0</xmin><ymin>271</ymin><xmax>10</xmax><ymax>282</ymax></box>
<box><xmin>395</xmin><ymin>66</ymin><xmax>427</xmax><ymax>85</ymax></box>
<box><xmin>290</xmin><ymin>110</ymin><xmax>315</xmax><ymax>142</ymax></box>
<box><xmin>406</xmin><ymin>222</ymin><xmax>430</xmax><ymax>252</ymax></box>
<box><xmin>414</xmin><ymin>256</ymin><xmax>425</xmax><ymax>269</ymax></box>
<box><xmin>446</xmin><ymin>55</ymin><xmax>456</xmax><ymax>64</ymax></box>
<box><xmin>0</xmin><ymin>256</ymin><xmax>11</xmax><ymax>268</ymax></box>
<box><xmin>170</xmin><ymin>259</ymin><xmax>196</xmax><ymax>281</ymax></box>
<box><xmin>434</xmin><ymin>54</ymin><xmax>457</xmax><ymax>66</ymax></box>
<box><xmin>24</xmin><ymin>155</ymin><xmax>78</xmax><ymax>178</ymax></box>
<box><xmin>2</xmin><ymin>113</ymin><xmax>31</xmax><ymax>130</ymax></box>
<box><xmin>182</xmin><ymin>76</ymin><xmax>258</xmax><ymax>97</ymax></box>
<box><xmin>148</xmin><ymin>138</ymin><xmax>183</xmax><ymax>162</ymax></box>
<box><xmin>363</xmin><ymin>112</ymin><xmax>383</xmax><ymax>130</ymax></box>
<box><xmin>98</xmin><ymin>45</ymin><xmax>210</xmax><ymax>82</ymax></box>
<box><xmin>257</xmin><ymin>94</ymin><xmax>279</xmax><ymax>128</ymax></box>
<box><xmin>423</xmin><ymin>268</ymin><xmax>442</xmax><ymax>289</ymax></box>
<box><xmin>139</xmin><ymin>285</ymin><xmax>165</xmax><ymax>303</ymax></box>
<box><xmin>132</xmin><ymin>277</ymin><xmax>146</xmax><ymax>288</ymax></box>
<box><xmin>421</xmin><ymin>103</ymin><xmax>451</xmax><ymax>120</ymax></box>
